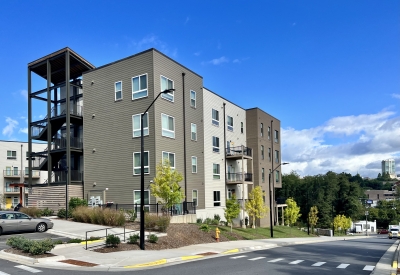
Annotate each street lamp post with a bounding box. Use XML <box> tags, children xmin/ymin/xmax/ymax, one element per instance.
<box><xmin>140</xmin><ymin>88</ymin><xmax>175</xmax><ymax>250</ymax></box>
<box><xmin>269</xmin><ymin>162</ymin><xmax>289</xmax><ymax>238</ymax></box>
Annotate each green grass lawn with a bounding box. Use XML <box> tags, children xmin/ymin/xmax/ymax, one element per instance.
<box><xmin>208</xmin><ymin>225</ymin><xmax>316</xmax><ymax>240</ymax></box>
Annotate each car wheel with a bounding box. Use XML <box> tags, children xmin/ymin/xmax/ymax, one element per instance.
<box><xmin>0</xmin><ymin>227</ymin><xmax>2</xmax><ymax>236</ymax></box>
<box><xmin>36</xmin><ymin>222</ymin><xmax>47</xmax><ymax>233</ymax></box>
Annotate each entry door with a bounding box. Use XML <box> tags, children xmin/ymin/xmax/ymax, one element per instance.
<box><xmin>5</xmin><ymin>197</ymin><xmax>12</xmax><ymax>209</ymax></box>
<box><xmin>228</xmin><ymin>166</ymin><xmax>235</xmax><ymax>181</ymax></box>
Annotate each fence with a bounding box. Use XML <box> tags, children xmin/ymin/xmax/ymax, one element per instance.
<box><xmin>104</xmin><ymin>202</ymin><xmax>196</xmax><ymax>216</ymax></box>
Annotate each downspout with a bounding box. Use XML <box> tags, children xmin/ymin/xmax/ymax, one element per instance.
<box><xmin>182</xmin><ymin>73</ymin><xmax>187</xmax><ymax>206</ymax></box>
<box><xmin>223</xmin><ymin>103</ymin><xmax>227</xmax><ymax>204</ymax></box>
<box><xmin>270</xmin><ymin>119</ymin><xmax>274</xmax><ymax>226</ymax></box>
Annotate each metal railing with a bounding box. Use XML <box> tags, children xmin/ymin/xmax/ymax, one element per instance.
<box><xmin>3</xmin><ymin>170</ymin><xmax>20</xmax><ymax>177</ymax></box>
<box><xmin>52</xmin><ymin>170</ymin><xmax>83</xmax><ymax>182</ymax></box>
<box><xmin>84</xmin><ymin>226</ymin><xmax>135</xmax><ymax>250</ymax></box>
<box><xmin>51</xmin><ymin>137</ymin><xmax>83</xmax><ymax>150</ymax></box>
<box><xmin>107</xmin><ymin>202</ymin><xmax>197</xmax><ymax>216</ymax></box>
<box><xmin>226</xmin><ymin>146</ymin><xmax>252</xmax><ymax>157</ymax></box>
<box><xmin>226</xmin><ymin>173</ymin><xmax>253</xmax><ymax>182</ymax></box>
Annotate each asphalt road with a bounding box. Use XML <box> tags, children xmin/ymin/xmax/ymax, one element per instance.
<box><xmin>0</xmin><ymin>235</ymin><xmax>394</xmax><ymax>275</ymax></box>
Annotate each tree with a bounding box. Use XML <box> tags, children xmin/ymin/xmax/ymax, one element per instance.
<box><xmin>224</xmin><ymin>194</ymin><xmax>241</xmax><ymax>232</ymax></box>
<box><xmin>0</xmin><ymin>194</ymin><xmax>6</xmax><ymax>210</ymax></box>
<box><xmin>245</xmin><ymin>186</ymin><xmax>268</xmax><ymax>228</ymax></box>
<box><xmin>284</xmin><ymin>197</ymin><xmax>301</xmax><ymax>230</ymax></box>
<box><xmin>308</xmin><ymin>206</ymin><xmax>319</xmax><ymax>234</ymax></box>
<box><xmin>150</xmin><ymin>159</ymin><xmax>184</xmax><ymax>210</ymax></box>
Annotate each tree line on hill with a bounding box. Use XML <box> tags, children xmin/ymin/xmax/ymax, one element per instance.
<box><xmin>276</xmin><ymin>171</ymin><xmax>399</xmax><ymax>229</ymax></box>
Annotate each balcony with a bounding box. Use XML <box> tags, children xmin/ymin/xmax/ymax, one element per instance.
<box><xmin>226</xmin><ymin>146</ymin><xmax>252</xmax><ymax>160</ymax></box>
<box><xmin>3</xmin><ymin>170</ymin><xmax>41</xmax><ymax>178</ymax></box>
<box><xmin>226</xmin><ymin>173</ymin><xmax>253</xmax><ymax>184</ymax></box>
<box><xmin>52</xmin><ymin>137</ymin><xmax>83</xmax><ymax>150</ymax></box>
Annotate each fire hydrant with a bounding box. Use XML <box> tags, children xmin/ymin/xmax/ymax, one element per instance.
<box><xmin>215</xmin><ymin>227</ymin><xmax>220</xmax><ymax>242</ymax></box>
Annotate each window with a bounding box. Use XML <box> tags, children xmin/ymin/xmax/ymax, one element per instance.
<box><xmin>262</xmin><ymin>168</ymin><xmax>265</xmax><ymax>182</ymax></box>
<box><xmin>133</xmin><ymin>152</ymin><xmax>149</xmax><ymax>175</ymax></box>
<box><xmin>115</xmin><ymin>81</ymin><xmax>122</xmax><ymax>101</ymax></box>
<box><xmin>275</xmin><ymin>150</ymin><xmax>279</xmax><ymax>163</ymax></box>
<box><xmin>268</xmin><ymin>148</ymin><xmax>271</xmax><ymax>161</ymax></box>
<box><xmin>5</xmin><ymin>182</ymin><xmax>17</xmax><ymax>192</ymax></box>
<box><xmin>7</xmin><ymin>150</ymin><xmax>16</xmax><ymax>159</ymax></box>
<box><xmin>268</xmin><ymin>126</ymin><xmax>271</xmax><ymax>140</ymax></box>
<box><xmin>25</xmin><ymin>167</ymin><xmax>29</xmax><ymax>176</ymax></box>
<box><xmin>192</xmin><ymin>156</ymin><xmax>197</xmax><ymax>173</ymax></box>
<box><xmin>132</xmin><ymin>74</ymin><xmax>148</xmax><ymax>100</ymax></box>
<box><xmin>274</xmin><ymin>130</ymin><xmax>279</xmax><ymax>143</ymax></box>
<box><xmin>133</xmin><ymin>190</ymin><xmax>150</xmax><ymax>211</ymax></box>
<box><xmin>13</xmin><ymin>167</ymin><xmax>18</xmax><ymax>176</ymax></box>
<box><xmin>212</xmin><ymin>136</ymin><xmax>220</xmax><ymax>152</ymax></box>
<box><xmin>190</xmin><ymin>90</ymin><xmax>196</xmax><ymax>107</ymax></box>
<box><xmin>261</xmin><ymin>145</ymin><xmax>264</xmax><ymax>160</ymax></box>
<box><xmin>191</xmin><ymin>123</ymin><xmax>197</xmax><ymax>141</ymax></box>
<box><xmin>275</xmin><ymin>170</ymin><xmax>280</xmax><ymax>182</ymax></box>
<box><xmin>241</xmin><ymin>122</ymin><xmax>243</xmax><ymax>134</ymax></box>
<box><xmin>227</xmin><ymin>188</ymin><xmax>235</xmax><ymax>199</ymax></box>
<box><xmin>132</xmin><ymin>113</ymin><xmax>148</xmax><ymax>137</ymax></box>
<box><xmin>213</xmin><ymin>163</ymin><xmax>220</xmax><ymax>179</ymax></box>
<box><xmin>192</xmin><ymin>190</ymin><xmax>198</xmax><ymax>206</ymax></box>
<box><xmin>161</xmin><ymin>76</ymin><xmax>174</xmax><ymax>101</ymax></box>
<box><xmin>15</xmin><ymin>213</ymin><xmax>30</xmax><ymax>219</ymax></box>
<box><xmin>161</xmin><ymin>114</ymin><xmax>175</xmax><ymax>138</ymax></box>
<box><xmin>260</xmin><ymin>123</ymin><xmax>263</xmax><ymax>137</ymax></box>
<box><xmin>212</xmin><ymin>109</ymin><xmax>219</xmax><ymax>126</ymax></box>
<box><xmin>5</xmin><ymin>167</ymin><xmax>11</xmax><ymax>176</ymax></box>
<box><xmin>213</xmin><ymin>191</ymin><xmax>221</xmax><ymax>206</ymax></box>
<box><xmin>226</xmin><ymin>116</ymin><xmax>233</xmax><ymax>131</ymax></box>
<box><xmin>162</xmin><ymin>151</ymin><xmax>175</xmax><ymax>169</ymax></box>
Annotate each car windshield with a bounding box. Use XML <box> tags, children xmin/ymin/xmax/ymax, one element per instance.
<box><xmin>391</xmin><ymin>229</ymin><xmax>399</xmax><ymax>232</ymax></box>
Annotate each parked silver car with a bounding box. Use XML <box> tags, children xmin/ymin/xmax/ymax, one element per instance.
<box><xmin>0</xmin><ymin>211</ymin><xmax>54</xmax><ymax>235</ymax></box>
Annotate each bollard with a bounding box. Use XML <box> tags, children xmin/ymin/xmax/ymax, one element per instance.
<box><xmin>215</xmin><ymin>227</ymin><xmax>220</xmax><ymax>242</ymax></box>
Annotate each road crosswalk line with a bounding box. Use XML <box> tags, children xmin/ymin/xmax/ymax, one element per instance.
<box><xmin>15</xmin><ymin>265</ymin><xmax>42</xmax><ymax>273</ymax></box>
<box><xmin>337</xmin><ymin>264</ymin><xmax>350</xmax><ymax>269</ymax></box>
<box><xmin>268</xmin><ymin>258</ymin><xmax>284</xmax><ymax>262</ymax></box>
<box><xmin>311</xmin><ymin>262</ymin><xmax>326</xmax><ymax>266</ymax></box>
<box><xmin>249</xmin><ymin>257</ymin><xmax>266</xmax><ymax>261</ymax></box>
<box><xmin>363</xmin><ymin>265</ymin><xmax>375</xmax><ymax>271</ymax></box>
<box><xmin>289</xmin><ymin>260</ymin><xmax>304</xmax><ymax>264</ymax></box>
<box><xmin>230</xmin><ymin>255</ymin><xmax>247</xmax><ymax>259</ymax></box>
<box><xmin>0</xmin><ymin>271</ymin><xmax>11</xmax><ymax>275</ymax></box>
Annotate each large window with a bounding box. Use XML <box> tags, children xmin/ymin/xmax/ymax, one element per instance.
<box><xmin>133</xmin><ymin>152</ymin><xmax>149</xmax><ymax>175</ymax></box>
<box><xmin>162</xmin><ymin>114</ymin><xmax>175</xmax><ymax>138</ymax></box>
<box><xmin>227</xmin><ymin>116</ymin><xmax>233</xmax><ymax>131</ymax></box>
<box><xmin>162</xmin><ymin>151</ymin><xmax>175</xmax><ymax>169</ymax></box>
<box><xmin>212</xmin><ymin>109</ymin><xmax>219</xmax><ymax>126</ymax></box>
<box><xmin>191</xmin><ymin>123</ymin><xmax>197</xmax><ymax>141</ymax></box>
<box><xmin>132</xmin><ymin>113</ymin><xmax>148</xmax><ymax>137</ymax></box>
<box><xmin>5</xmin><ymin>167</ymin><xmax>11</xmax><ymax>176</ymax></box>
<box><xmin>275</xmin><ymin>150</ymin><xmax>279</xmax><ymax>163</ymax></box>
<box><xmin>25</xmin><ymin>167</ymin><xmax>29</xmax><ymax>176</ymax></box>
<box><xmin>161</xmin><ymin>76</ymin><xmax>174</xmax><ymax>101</ymax></box>
<box><xmin>275</xmin><ymin>170</ymin><xmax>280</xmax><ymax>182</ymax></box>
<box><xmin>115</xmin><ymin>81</ymin><xmax>122</xmax><ymax>101</ymax></box>
<box><xmin>260</xmin><ymin>123</ymin><xmax>263</xmax><ymax>137</ymax></box>
<box><xmin>275</xmin><ymin>130</ymin><xmax>279</xmax><ymax>143</ymax></box>
<box><xmin>13</xmin><ymin>167</ymin><xmax>18</xmax><ymax>176</ymax></box>
<box><xmin>133</xmin><ymin>190</ymin><xmax>150</xmax><ymax>211</ymax></box>
<box><xmin>192</xmin><ymin>190</ymin><xmax>198</xmax><ymax>206</ymax></box>
<box><xmin>213</xmin><ymin>163</ymin><xmax>220</xmax><ymax>179</ymax></box>
<box><xmin>213</xmin><ymin>191</ymin><xmax>221</xmax><ymax>206</ymax></box>
<box><xmin>7</xmin><ymin>150</ymin><xmax>16</xmax><ymax>159</ymax></box>
<box><xmin>262</xmin><ymin>168</ymin><xmax>265</xmax><ymax>182</ymax></box>
<box><xmin>261</xmin><ymin>145</ymin><xmax>264</xmax><ymax>160</ymax></box>
<box><xmin>192</xmin><ymin>156</ymin><xmax>197</xmax><ymax>173</ymax></box>
<box><xmin>190</xmin><ymin>90</ymin><xmax>196</xmax><ymax>107</ymax></box>
<box><xmin>132</xmin><ymin>74</ymin><xmax>148</xmax><ymax>100</ymax></box>
<box><xmin>212</xmin><ymin>136</ymin><xmax>220</xmax><ymax>152</ymax></box>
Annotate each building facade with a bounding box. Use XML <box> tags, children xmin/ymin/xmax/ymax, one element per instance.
<box><xmin>382</xmin><ymin>159</ymin><xmax>396</xmax><ymax>179</ymax></box>
<box><xmin>27</xmin><ymin>47</ymin><xmax>282</xmax><ymax>224</ymax></box>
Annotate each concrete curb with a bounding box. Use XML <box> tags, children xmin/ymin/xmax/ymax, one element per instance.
<box><xmin>0</xmin><ymin>250</ymin><xmax>65</xmax><ymax>264</ymax></box>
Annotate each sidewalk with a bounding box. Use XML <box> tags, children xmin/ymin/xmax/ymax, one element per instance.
<box><xmin>0</xmin><ymin>218</ymin><xmax>396</xmax><ymax>273</ymax></box>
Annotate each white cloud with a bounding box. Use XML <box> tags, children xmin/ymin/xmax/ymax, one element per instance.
<box><xmin>233</xmin><ymin>59</ymin><xmax>240</xmax><ymax>63</ymax></box>
<box><xmin>2</xmin><ymin>117</ymin><xmax>19</xmax><ymax>137</ymax></box>
<box><xmin>19</xmin><ymin>128</ymin><xmax>28</xmax><ymax>134</ymax></box>
<box><xmin>128</xmin><ymin>34</ymin><xmax>177</xmax><ymax>57</ymax></box>
<box><xmin>392</xmin><ymin>93</ymin><xmax>400</xmax><ymax>99</ymax></box>
<box><xmin>194</xmin><ymin>51</ymin><xmax>201</xmax><ymax>56</ymax></box>
<box><xmin>20</xmin><ymin>90</ymin><xmax>27</xmax><ymax>100</ymax></box>
<box><xmin>281</xmin><ymin>110</ymin><xmax>400</xmax><ymax>178</ymax></box>
<box><xmin>202</xmin><ymin>56</ymin><xmax>229</xmax><ymax>65</ymax></box>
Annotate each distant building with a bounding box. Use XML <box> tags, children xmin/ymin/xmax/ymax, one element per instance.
<box><xmin>382</xmin><ymin>159</ymin><xmax>396</xmax><ymax>179</ymax></box>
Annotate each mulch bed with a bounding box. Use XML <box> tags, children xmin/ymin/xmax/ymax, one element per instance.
<box><xmin>93</xmin><ymin>223</ymin><xmax>240</xmax><ymax>253</ymax></box>
<box><xmin>4</xmin><ymin>248</ymin><xmax>57</xmax><ymax>259</ymax></box>
<box><xmin>59</xmin><ymin>259</ymin><xmax>98</xmax><ymax>267</ymax></box>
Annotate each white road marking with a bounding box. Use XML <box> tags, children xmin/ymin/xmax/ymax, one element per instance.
<box><xmin>15</xmin><ymin>265</ymin><xmax>42</xmax><ymax>273</ymax></box>
<box><xmin>268</xmin><ymin>258</ymin><xmax>284</xmax><ymax>262</ymax></box>
<box><xmin>289</xmin><ymin>260</ymin><xmax>304</xmax><ymax>264</ymax></box>
<box><xmin>0</xmin><ymin>271</ymin><xmax>11</xmax><ymax>275</ymax></box>
<box><xmin>230</xmin><ymin>255</ymin><xmax>247</xmax><ymax>259</ymax></box>
<box><xmin>337</xmin><ymin>264</ymin><xmax>350</xmax><ymax>269</ymax></box>
<box><xmin>249</xmin><ymin>257</ymin><xmax>266</xmax><ymax>261</ymax></box>
<box><xmin>311</xmin><ymin>262</ymin><xmax>326</xmax><ymax>266</ymax></box>
<box><xmin>363</xmin><ymin>265</ymin><xmax>375</xmax><ymax>271</ymax></box>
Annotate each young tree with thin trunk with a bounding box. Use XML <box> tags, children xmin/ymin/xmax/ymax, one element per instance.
<box><xmin>224</xmin><ymin>194</ymin><xmax>241</xmax><ymax>232</ymax></box>
<box><xmin>308</xmin><ymin>206</ymin><xmax>319</xmax><ymax>234</ymax></box>
<box><xmin>245</xmin><ymin>186</ymin><xmax>268</xmax><ymax>228</ymax></box>
<box><xmin>284</xmin><ymin>197</ymin><xmax>301</xmax><ymax>234</ymax></box>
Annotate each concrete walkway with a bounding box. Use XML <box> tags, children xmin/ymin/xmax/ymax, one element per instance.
<box><xmin>0</xmin><ymin>218</ymin><xmax>397</xmax><ymax>273</ymax></box>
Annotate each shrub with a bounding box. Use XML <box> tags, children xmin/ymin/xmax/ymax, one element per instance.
<box><xmin>144</xmin><ymin>213</ymin><xmax>158</xmax><ymax>229</ymax></box>
<box><xmin>41</xmin><ymin>208</ymin><xmax>54</xmax><ymax>216</ymax></box>
<box><xmin>196</xmin><ymin>218</ymin><xmax>203</xmax><ymax>224</ymax></box>
<box><xmin>199</xmin><ymin>224</ymin><xmax>210</xmax><ymax>232</ymax></box>
<box><xmin>53</xmin><ymin>240</ymin><xmax>63</xmax><ymax>245</ymax></box>
<box><xmin>148</xmin><ymin>234</ymin><xmax>158</xmax><ymax>243</ymax></box>
<box><xmin>72</xmin><ymin>207</ymin><xmax>125</xmax><ymax>226</ymax></box>
<box><xmin>156</xmin><ymin>216</ymin><xmax>171</xmax><ymax>232</ymax></box>
<box><xmin>204</xmin><ymin>218</ymin><xmax>212</xmax><ymax>225</ymax></box>
<box><xmin>105</xmin><ymin>234</ymin><xmax>120</xmax><ymax>247</ymax></box>
<box><xmin>124</xmin><ymin>209</ymin><xmax>137</xmax><ymax>222</ymax></box>
<box><xmin>68</xmin><ymin>238</ymin><xmax>83</xmax><ymax>243</ymax></box>
<box><xmin>20</xmin><ymin>207</ymin><xmax>42</xmax><ymax>218</ymax></box>
<box><xmin>57</xmin><ymin>208</ymin><xmax>72</xmax><ymax>219</ymax></box>
<box><xmin>128</xmin><ymin>234</ymin><xmax>139</xmax><ymax>244</ymax></box>
<box><xmin>214</xmin><ymin>214</ymin><xmax>221</xmax><ymax>221</ymax></box>
<box><xmin>144</xmin><ymin>213</ymin><xmax>171</xmax><ymax>232</ymax></box>
<box><xmin>211</xmin><ymin>219</ymin><xmax>219</xmax><ymax>225</ymax></box>
<box><xmin>69</xmin><ymin>197</ymin><xmax>88</xmax><ymax>210</ymax></box>
<box><xmin>6</xmin><ymin>236</ymin><xmax>55</xmax><ymax>255</ymax></box>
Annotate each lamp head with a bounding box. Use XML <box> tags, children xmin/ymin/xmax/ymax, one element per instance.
<box><xmin>282</xmin><ymin>162</ymin><xmax>289</xmax><ymax>165</ymax></box>
<box><xmin>162</xmin><ymin>88</ymin><xmax>175</xmax><ymax>94</ymax></box>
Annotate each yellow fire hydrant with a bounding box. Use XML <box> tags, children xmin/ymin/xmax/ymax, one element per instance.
<box><xmin>215</xmin><ymin>227</ymin><xmax>220</xmax><ymax>242</ymax></box>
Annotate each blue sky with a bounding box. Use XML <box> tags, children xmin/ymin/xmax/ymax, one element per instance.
<box><xmin>0</xmin><ymin>0</ymin><xmax>399</xmax><ymax>178</ymax></box>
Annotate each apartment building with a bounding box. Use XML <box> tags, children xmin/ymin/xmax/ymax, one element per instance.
<box><xmin>0</xmin><ymin>141</ymin><xmax>46</xmax><ymax>209</ymax></box>
<box><xmin>382</xmin><ymin>159</ymin><xmax>396</xmax><ymax>179</ymax></box>
<box><xmin>27</xmin><ymin>47</ymin><xmax>281</xmax><ymax>223</ymax></box>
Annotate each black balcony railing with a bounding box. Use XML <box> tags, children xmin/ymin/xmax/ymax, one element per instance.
<box><xmin>105</xmin><ymin>202</ymin><xmax>196</xmax><ymax>216</ymax></box>
<box><xmin>52</xmin><ymin>137</ymin><xmax>83</xmax><ymax>150</ymax></box>
<box><xmin>226</xmin><ymin>146</ymin><xmax>252</xmax><ymax>157</ymax></box>
<box><xmin>226</xmin><ymin>173</ymin><xmax>253</xmax><ymax>182</ymax></box>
